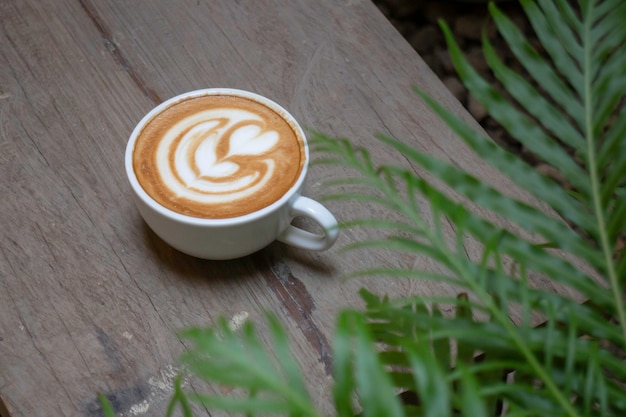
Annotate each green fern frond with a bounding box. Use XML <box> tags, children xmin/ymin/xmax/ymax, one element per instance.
<box><xmin>315</xmin><ymin>0</ymin><xmax>625</xmax><ymax>414</ymax></box>
<box><xmin>178</xmin><ymin>315</ymin><xmax>322</xmax><ymax>417</ymax></box>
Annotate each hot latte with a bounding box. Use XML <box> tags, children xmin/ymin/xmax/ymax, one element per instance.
<box><xmin>132</xmin><ymin>94</ymin><xmax>305</xmax><ymax>219</ymax></box>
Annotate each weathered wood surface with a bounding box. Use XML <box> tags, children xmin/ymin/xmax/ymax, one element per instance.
<box><xmin>0</xmin><ymin>1</ymin><xmax>565</xmax><ymax>416</ymax></box>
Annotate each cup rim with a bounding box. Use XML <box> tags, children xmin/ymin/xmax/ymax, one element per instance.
<box><xmin>125</xmin><ymin>88</ymin><xmax>310</xmax><ymax>226</ymax></box>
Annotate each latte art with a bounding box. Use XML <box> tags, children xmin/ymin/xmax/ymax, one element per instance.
<box><xmin>133</xmin><ymin>95</ymin><xmax>305</xmax><ymax>219</ymax></box>
<box><xmin>159</xmin><ymin>110</ymin><xmax>278</xmax><ymax>201</ymax></box>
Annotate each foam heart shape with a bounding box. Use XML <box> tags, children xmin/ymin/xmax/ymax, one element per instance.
<box><xmin>228</xmin><ymin>124</ymin><xmax>279</xmax><ymax>157</ymax></box>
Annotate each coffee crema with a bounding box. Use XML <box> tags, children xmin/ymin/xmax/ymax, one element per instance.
<box><xmin>132</xmin><ymin>94</ymin><xmax>305</xmax><ymax>219</ymax></box>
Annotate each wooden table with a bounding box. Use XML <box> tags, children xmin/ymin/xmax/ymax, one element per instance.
<box><xmin>0</xmin><ymin>1</ymin><xmax>540</xmax><ymax>416</ymax></box>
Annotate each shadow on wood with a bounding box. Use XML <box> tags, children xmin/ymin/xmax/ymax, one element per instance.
<box><xmin>0</xmin><ymin>395</ymin><xmax>14</xmax><ymax>417</ymax></box>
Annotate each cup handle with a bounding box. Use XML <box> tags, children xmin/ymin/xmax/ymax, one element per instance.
<box><xmin>277</xmin><ymin>196</ymin><xmax>339</xmax><ymax>251</ymax></box>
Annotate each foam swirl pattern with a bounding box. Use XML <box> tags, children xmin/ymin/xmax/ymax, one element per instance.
<box><xmin>133</xmin><ymin>95</ymin><xmax>304</xmax><ymax>219</ymax></box>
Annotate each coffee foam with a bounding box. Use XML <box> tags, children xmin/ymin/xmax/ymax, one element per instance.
<box><xmin>133</xmin><ymin>95</ymin><xmax>304</xmax><ymax>219</ymax></box>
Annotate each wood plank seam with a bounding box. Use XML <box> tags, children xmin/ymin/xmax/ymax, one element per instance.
<box><xmin>76</xmin><ymin>0</ymin><xmax>162</xmax><ymax>104</ymax></box>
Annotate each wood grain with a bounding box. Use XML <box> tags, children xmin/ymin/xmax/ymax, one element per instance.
<box><xmin>0</xmin><ymin>1</ymin><xmax>569</xmax><ymax>416</ymax></box>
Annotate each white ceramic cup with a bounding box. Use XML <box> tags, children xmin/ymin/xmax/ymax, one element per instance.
<box><xmin>125</xmin><ymin>88</ymin><xmax>339</xmax><ymax>260</ymax></box>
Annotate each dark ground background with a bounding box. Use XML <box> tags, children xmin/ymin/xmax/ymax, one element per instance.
<box><xmin>371</xmin><ymin>0</ymin><xmax>565</xmax><ymax>181</ymax></box>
